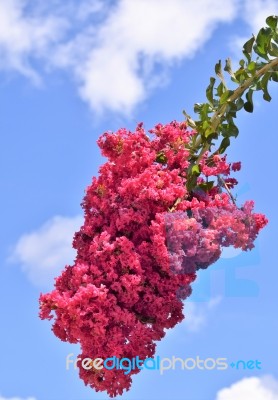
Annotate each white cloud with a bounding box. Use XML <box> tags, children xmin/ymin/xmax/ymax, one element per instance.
<box><xmin>10</xmin><ymin>215</ymin><xmax>83</xmax><ymax>287</ymax></box>
<box><xmin>2</xmin><ymin>0</ymin><xmax>276</xmax><ymax>116</ymax></box>
<box><xmin>0</xmin><ymin>396</ymin><xmax>36</xmax><ymax>400</ymax></box>
<box><xmin>0</xmin><ymin>0</ymin><xmax>67</xmax><ymax>84</ymax></box>
<box><xmin>216</xmin><ymin>376</ymin><xmax>278</xmax><ymax>400</ymax></box>
<box><xmin>0</xmin><ymin>0</ymin><xmax>239</xmax><ymax>115</ymax></box>
<box><xmin>73</xmin><ymin>0</ymin><xmax>239</xmax><ymax>115</ymax></box>
<box><xmin>243</xmin><ymin>0</ymin><xmax>278</xmax><ymax>33</ymax></box>
<box><xmin>221</xmin><ymin>246</ymin><xmax>242</xmax><ymax>258</ymax></box>
<box><xmin>183</xmin><ymin>296</ymin><xmax>222</xmax><ymax>332</ymax></box>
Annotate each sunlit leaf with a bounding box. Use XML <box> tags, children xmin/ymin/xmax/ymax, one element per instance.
<box><xmin>243</xmin><ymin>36</ymin><xmax>255</xmax><ymax>62</ymax></box>
<box><xmin>266</xmin><ymin>15</ymin><xmax>278</xmax><ymax>31</ymax></box>
<box><xmin>206</xmin><ymin>77</ymin><xmax>216</xmax><ymax>104</ymax></box>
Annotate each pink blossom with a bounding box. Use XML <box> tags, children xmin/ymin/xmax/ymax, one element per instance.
<box><xmin>39</xmin><ymin>121</ymin><xmax>267</xmax><ymax>397</ymax></box>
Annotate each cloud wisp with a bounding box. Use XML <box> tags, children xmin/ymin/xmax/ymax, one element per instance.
<box><xmin>216</xmin><ymin>375</ymin><xmax>278</xmax><ymax>400</ymax></box>
<box><xmin>10</xmin><ymin>215</ymin><xmax>83</xmax><ymax>287</ymax></box>
<box><xmin>183</xmin><ymin>296</ymin><xmax>222</xmax><ymax>333</ymax></box>
<box><xmin>0</xmin><ymin>395</ymin><xmax>36</xmax><ymax>400</ymax></box>
<box><xmin>0</xmin><ymin>0</ymin><xmax>67</xmax><ymax>84</ymax></box>
<box><xmin>0</xmin><ymin>0</ymin><xmax>240</xmax><ymax>115</ymax></box>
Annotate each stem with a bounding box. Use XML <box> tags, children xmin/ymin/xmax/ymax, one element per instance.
<box><xmin>217</xmin><ymin>175</ymin><xmax>236</xmax><ymax>205</ymax></box>
<box><xmin>213</xmin><ymin>57</ymin><xmax>278</xmax><ymax>128</ymax></box>
<box><xmin>194</xmin><ymin>56</ymin><xmax>278</xmax><ymax>163</ymax></box>
<box><xmin>168</xmin><ymin>197</ymin><xmax>182</xmax><ymax>212</ymax></box>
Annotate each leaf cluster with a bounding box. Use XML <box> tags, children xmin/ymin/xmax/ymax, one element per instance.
<box><xmin>184</xmin><ymin>16</ymin><xmax>278</xmax><ymax>191</ymax></box>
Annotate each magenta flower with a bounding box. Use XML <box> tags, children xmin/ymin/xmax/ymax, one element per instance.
<box><xmin>39</xmin><ymin>121</ymin><xmax>267</xmax><ymax>397</ymax></box>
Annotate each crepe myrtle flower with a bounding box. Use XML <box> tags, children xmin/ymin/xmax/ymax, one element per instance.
<box><xmin>39</xmin><ymin>121</ymin><xmax>267</xmax><ymax>397</ymax></box>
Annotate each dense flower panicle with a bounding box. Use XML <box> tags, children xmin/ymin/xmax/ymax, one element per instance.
<box><xmin>39</xmin><ymin>121</ymin><xmax>268</xmax><ymax>397</ymax></box>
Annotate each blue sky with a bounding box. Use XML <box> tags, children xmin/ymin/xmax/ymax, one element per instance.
<box><xmin>0</xmin><ymin>1</ymin><xmax>278</xmax><ymax>399</ymax></box>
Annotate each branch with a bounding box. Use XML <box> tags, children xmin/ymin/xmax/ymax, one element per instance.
<box><xmin>183</xmin><ymin>15</ymin><xmax>278</xmax><ymax>192</ymax></box>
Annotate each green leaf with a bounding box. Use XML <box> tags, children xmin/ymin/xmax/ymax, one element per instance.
<box><xmin>269</xmin><ymin>42</ymin><xmax>278</xmax><ymax>57</ymax></box>
<box><xmin>224</xmin><ymin>58</ymin><xmax>236</xmax><ymax>79</ymax></box>
<box><xmin>247</xmin><ymin>61</ymin><xmax>256</xmax><ymax>74</ymax></box>
<box><xmin>261</xmin><ymin>72</ymin><xmax>272</xmax><ymax>101</ymax></box>
<box><xmin>227</xmin><ymin>122</ymin><xmax>239</xmax><ymax>137</ymax></box>
<box><xmin>234</xmin><ymin>67</ymin><xmax>248</xmax><ymax>83</ymax></box>
<box><xmin>244</xmin><ymin>89</ymin><xmax>254</xmax><ymax>112</ymax></box>
<box><xmin>196</xmin><ymin>181</ymin><xmax>214</xmax><ymax>192</ymax></box>
<box><xmin>243</xmin><ymin>36</ymin><xmax>255</xmax><ymax>62</ymax></box>
<box><xmin>215</xmin><ymin>60</ymin><xmax>226</xmax><ymax>86</ymax></box>
<box><xmin>183</xmin><ymin>111</ymin><xmax>196</xmax><ymax>128</ymax></box>
<box><xmin>225</xmin><ymin>101</ymin><xmax>237</xmax><ymax>118</ymax></box>
<box><xmin>263</xmin><ymin>91</ymin><xmax>271</xmax><ymax>102</ymax></box>
<box><xmin>187</xmin><ymin>174</ymin><xmax>198</xmax><ymax>192</ymax></box>
<box><xmin>236</xmin><ymin>98</ymin><xmax>244</xmax><ymax>111</ymax></box>
<box><xmin>218</xmin><ymin>137</ymin><xmax>230</xmax><ymax>154</ymax></box>
<box><xmin>266</xmin><ymin>15</ymin><xmax>278</xmax><ymax>31</ymax></box>
<box><xmin>199</xmin><ymin>103</ymin><xmax>211</xmax><ymax>121</ymax></box>
<box><xmin>220</xmin><ymin>123</ymin><xmax>229</xmax><ymax>137</ymax></box>
<box><xmin>191</xmin><ymin>165</ymin><xmax>200</xmax><ymax>174</ymax></box>
<box><xmin>194</xmin><ymin>103</ymin><xmax>202</xmax><ymax>113</ymax></box>
<box><xmin>195</xmin><ymin>121</ymin><xmax>204</xmax><ymax>134</ymax></box>
<box><xmin>244</xmin><ymin>102</ymin><xmax>253</xmax><ymax>113</ymax></box>
<box><xmin>216</xmin><ymin>82</ymin><xmax>225</xmax><ymax>97</ymax></box>
<box><xmin>271</xmin><ymin>71</ymin><xmax>278</xmax><ymax>82</ymax></box>
<box><xmin>219</xmin><ymin>89</ymin><xmax>234</xmax><ymax>105</ymax></box>
<box><xmin>204</xmin><ymin>127</ymin><xmax>215</xmax><ymax>139</ymax></box>
<box><xmin>215</xmin><ymin>60</ymin><xmax>221</xmax><ymax>77</ymax></box>
<box><xmin>206</xmin><ymin>77</ymin><xmax>216</xmax><ymax>104</ymax></box>
<box><xmin>254</xmin><ymin>27</ymin><xmax>272</xmax><ymax>60</ymax></box>
<box><xmin>202</xmin><ymin>119</ymin><xmax>210</xmax><ymax>130</ymax></box>
<box><xmin>156</xmin><ymin>152</ymin><xmax>167</xmax><ymax>164</ymax></box>
<box><xmin>206</xmin><ymin>131</ymin><xmax>218</xmax><ymax>141</ymax></box>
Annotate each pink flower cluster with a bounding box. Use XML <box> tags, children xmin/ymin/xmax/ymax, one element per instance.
<box><xmin>39</xmin><ymin>121</ymin><xmax>267</xmax><ymax>397</ymax></box>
